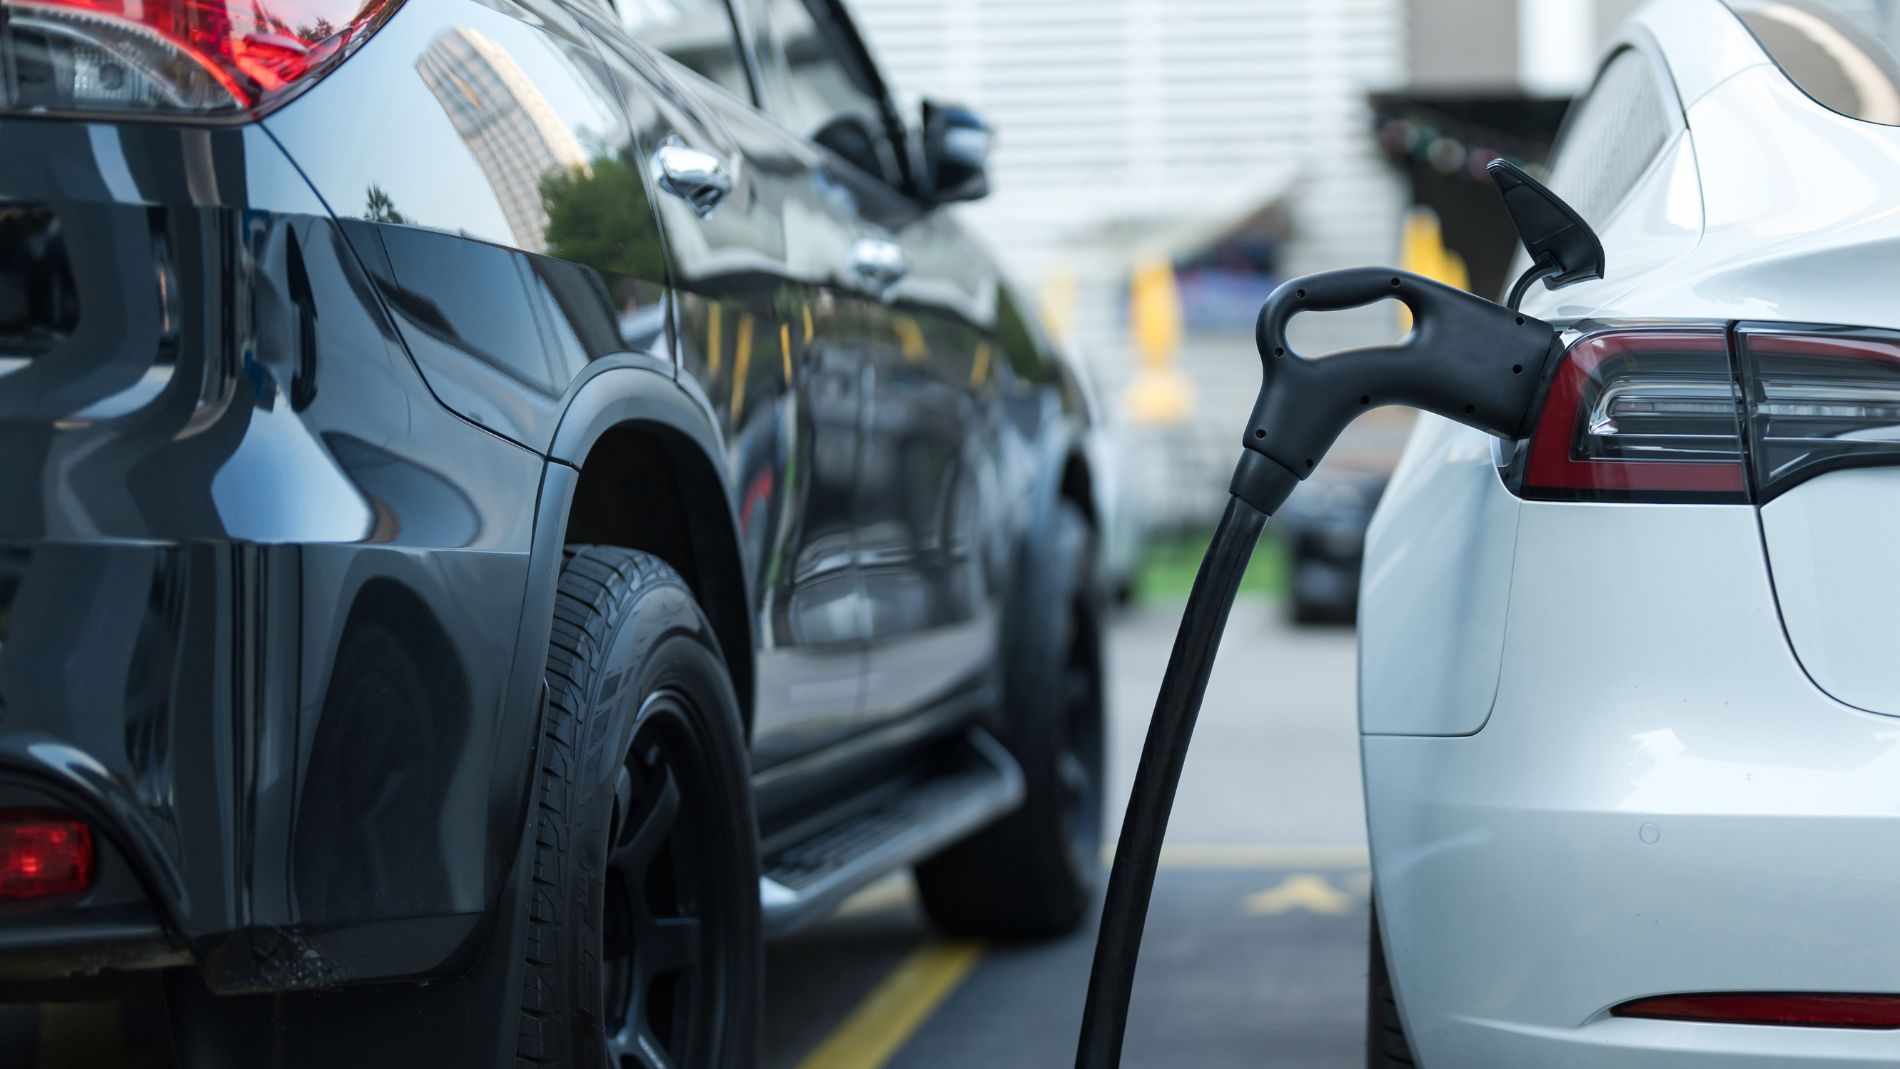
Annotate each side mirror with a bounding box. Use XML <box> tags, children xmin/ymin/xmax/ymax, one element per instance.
<box><xmin>921</xmin><ymin>99</ymin><xmax>991</xmax><ymax>205</ymax></box>
<box><xmin>1487</xmin><ymin>158</ymin><xmax>1604</xmax><ymax>309</ymax></box>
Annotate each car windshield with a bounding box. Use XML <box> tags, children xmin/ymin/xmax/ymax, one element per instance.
<box><xmin>1726</xmin><ymin>0</ymin><xmax>1900</xmax><ymax>124</ymax></box>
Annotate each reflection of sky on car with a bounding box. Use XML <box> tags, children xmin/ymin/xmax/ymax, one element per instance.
<box><xmin>276</xmin><ymin>4</ymin><xmax>623</xmax><ymax>247</ymax></box>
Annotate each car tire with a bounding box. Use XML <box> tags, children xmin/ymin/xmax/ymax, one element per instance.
<box><xmin>514</xmin><ymin>545</ymin><xmax>761</xmax><ymax>1069</ymax></box>
<box><xmin>1367</xmin><ymin>902</ymin><xmax>1417</xmax><ymax>1068</ymax></box>
<box><xmin>914</xmin><ymin>502</ymin><xmax>1106</xmax><ymax>937</ymax></box>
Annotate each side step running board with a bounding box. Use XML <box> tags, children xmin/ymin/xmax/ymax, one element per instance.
<box><xmin>759</xmin><ymin>729</ymin><xmax>1024</xmax><ymax>937</ymax></box>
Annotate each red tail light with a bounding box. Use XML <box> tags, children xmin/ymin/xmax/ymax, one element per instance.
<box><xmin>1521</xmin><ymin>329</ymin><xmax>1748</xmax><ymax>502</ymax></box>
<box><xmin>1614</xmin><ymin>992</ymin><xmax>1900</xmax><ymax>1029</ymax></box>
<box><xmin>0</xmin><ymin>812</ymin><xmax>94</xmax><ymax>901</ymax></box>
<box><xmin>0</xmin><ymin>0</ymin><xmax>400</xmax><ymax>117</ymax></box>
<box><xmin>1515</xmin><ymin>324</ymin><xmax>1900</xmax><ymax>504</ymax></box>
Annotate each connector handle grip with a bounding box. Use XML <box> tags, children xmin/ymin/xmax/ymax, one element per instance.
<box><xmin>1248</xmin><ymin>267</ymin><xmax>1559</xmax><ymax>491</ymax></box>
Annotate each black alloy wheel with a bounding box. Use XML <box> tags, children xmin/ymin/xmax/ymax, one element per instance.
<box><xmin>915</xmin><ymin>500</ymin><xmax>1106</xmax><ymax>936</ymax></box>
<box><xmin>599</xmin><ymin>692</ymin><xmax>744</xmax><ymax>1067</ymax></box>
<box><xmin>515</xmin><ymin>546</ymin><xmax>760</xmax><ymax>1069</ymax></box>
<box><xmin>1054</xmin><ymin>582</ymin><xmax>1107</xmax><ymax>885</ymax></box>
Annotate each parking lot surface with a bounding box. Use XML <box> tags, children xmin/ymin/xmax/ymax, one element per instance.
<box><xmin>765</xmin><ymin>601</ymin><xmax>1369</xmax><ymax>1069</ymax></box>
<box><xmin>0</xmin><ymin>600</ymin><xmax>1365</xmax><ymax>1069</ymax></box>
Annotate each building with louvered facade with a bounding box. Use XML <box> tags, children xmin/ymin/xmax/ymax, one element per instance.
<box><xmin>850</xmin><ymin>0</ymin><xmax>1409</xmax><ymax>527</ymax></box>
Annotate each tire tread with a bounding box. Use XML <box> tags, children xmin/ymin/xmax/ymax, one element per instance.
<box><xmin>514</xmin><ymin>545</ymin><xmax>758</xmax><ymax>1068</ymax></box>
<box><xmin>914</xmin><ymin>502</ymin><xmax>1103</xmax><ymax>938</ymax></box>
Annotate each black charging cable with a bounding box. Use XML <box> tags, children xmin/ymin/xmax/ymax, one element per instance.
<box><xmin>1505</xmin><ymin>254</ymin><xmax>1562</xmax><ymax>312</ymax></box>
<box><xmin>1074</xmin><ymin>490</ymin><xmax>1266</xmax><ymax>1067</ymax></box>
<box><xmin>1075</xmin><ymin>267</ymin><xmax>1561</xmax><ymax>1068</ymax></box>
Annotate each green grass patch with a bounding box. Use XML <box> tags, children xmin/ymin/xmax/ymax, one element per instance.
<box><xmin>1134</xmin><ymin>533</ymin><xmax>1287</xmax><ymax>602</ymax></box>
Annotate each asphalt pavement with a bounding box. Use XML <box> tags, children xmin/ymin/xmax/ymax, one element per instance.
<box><xmin>764</xmin><ymin>600</ymin><xmax>1371</xmax><ymax>1069</ymax></box>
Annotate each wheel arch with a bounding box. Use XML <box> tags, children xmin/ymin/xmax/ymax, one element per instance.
<box><xmin>1003</xmin><ymin>425</ymin><xmax>1102</xmax><ymax>659</ymax></box>
<box><xmin>536</xmin><ymin>364</ymin><xmax>756</xmax><ymax>733</ymax></box>
<box><xmin>478</xmin><ymin>364</ymin><xmax>756</xmax><ymax>1037</ymax></box>
<box><xmin>1058</xmin><ymin>444</ymin><xmax>1098</xmax><ymax>532</ymax></box>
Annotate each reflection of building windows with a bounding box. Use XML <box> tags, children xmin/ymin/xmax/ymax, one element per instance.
<box><xmin>416</xmin><ymin>27</ymin><xmax>587</xmax><ymax>252</ymax></box>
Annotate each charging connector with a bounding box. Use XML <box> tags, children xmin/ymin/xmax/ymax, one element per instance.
<box><xmin>1076</xmin><ymin>267</ymin><xmax>1561</xmax><ymax>1069</ymax></box>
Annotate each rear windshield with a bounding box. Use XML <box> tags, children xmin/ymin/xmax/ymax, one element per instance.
<box><xmin>1726</xmin><ymin>1</ymin><xmax>1900</xmax><ymax>125</ymax></box>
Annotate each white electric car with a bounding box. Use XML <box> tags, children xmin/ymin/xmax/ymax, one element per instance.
<box><xmin>1361</xmin><ymin>1</ymin><xmax>1900</xmax><ymax>1065</ymax></box>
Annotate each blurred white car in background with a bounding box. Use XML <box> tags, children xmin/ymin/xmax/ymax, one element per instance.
<box><xmin>1361</xmin><ymin>1</ymin><xmax>1900</xmax><ymax>1065</ymax></box>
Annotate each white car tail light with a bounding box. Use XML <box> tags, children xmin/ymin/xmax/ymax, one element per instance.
<box><xmin>1516</xmin><ymin>324</ymin><xmax>1900</xmax><ymax>504</ymax></box>
<box><xmin>0</xmin><ymin>0</ymin><xmax>399</xmax><ymax>117</ymax></box>
<box><xmin>1521</xmin><ymin>329</ymin><xmax>1748</xmax><ymax>502</ymax></box>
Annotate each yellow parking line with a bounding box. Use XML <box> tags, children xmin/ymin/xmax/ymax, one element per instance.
<box><xmin>1107</xmin><ymin>844</ymin><xmax>1370</xmax><ymax>869</ymax></box>
<box><xmin>1243</xmin><ymin>873</ymin><xmax>1354</xmax><ymax>915</ymax></box>
<box><xmin>792</xmin><ymin>849</ymin><xmax>1365</xmax><ymax>1068</ymax></box>
<box><xmin>794</xmin><ymin>940</ymin><xmax>985</xmax><ymax>1069</ymax></box>
<box><xmin>835</xmin><ymin>875</ymin><xmax>913</xmax><ymax>918</ymax></box>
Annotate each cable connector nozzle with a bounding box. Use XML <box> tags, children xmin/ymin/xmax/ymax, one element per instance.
<box><xmin>1248</xmin><ymin>267</ymin><xmax>1561</xmax><ymax>482</ymax></box>
<box><xmin>1078</xmin><ymin>265</ymin><xmax>1566</xmax><ymax>1069</ymax></box>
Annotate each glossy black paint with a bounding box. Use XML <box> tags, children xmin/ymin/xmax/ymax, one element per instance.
<box><xmin>0</xmin><ymin>0</ymin><xmax>1095</xmax><ymax>1008</ymax></box>
<box><xmin>588</xmin><ymin>24</ymin><xmax>874</xmax><ymax>766</ymax></box>
<box><xmin>0</xmin><ymin>117</ymin><xmax>543</xmax><ymax>989</ymax></box>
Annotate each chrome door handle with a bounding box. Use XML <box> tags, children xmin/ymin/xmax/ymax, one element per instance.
<box><xmin>651</xmin><ymin>141</ymin><xmax>732</xmax><ymax>217</ymax></box>
<box><xmin>849</xmin><ymin>238</ymin><xmax>907</xmax><ymax>294</ymax></box>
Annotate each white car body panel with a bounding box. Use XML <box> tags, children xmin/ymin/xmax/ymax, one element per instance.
<box><xmin>1527</xmin><ymin>28</ymin><xmax>1900</xmax><ymax>333</ymax></box>
<box><xmin>1357</xmin><ymin>414</ymin><xmax>1519</xmax><ymax>737</ymax></box>
<box><xmin>1629</xmin><ymin>0</ymin><xmax>1773</xmax><ymax>106</ymax></box>
<box><xmin>1361</xmin><ymin>0</ymin><xmax>1900</xmax><ymax>1064</ymax></box>
<box><xmin>1760</xmin><ymin>468</ymin><xmax>1900</xmax><ymax>714</ymax></box>
<box><xmin>1369</xmin><ymin>501</ymin><xmax>1900</xmax><ymax>1067</ymax></box>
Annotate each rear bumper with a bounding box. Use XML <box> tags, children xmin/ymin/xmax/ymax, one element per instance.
<box><xmin>0</xmin><ymin>538</ymin><xmax>537</xmax><ymax>993</ymax></box>
<box><xmin>1406</xmin><ymin>1014</ymin><xmax>1900</xmax><ymax>1067</ymax></box>
<box><xmin>1366</xmin><ymin>730</ymin><xmax>1900</xmax><ymax>1068</ymax></box>
<box><xmin>0</xmin><ymin>771</ymin><xmax>188</xmax><ymax>997</ymax></box>
<box><xmin>1364</xmin><ymin>500</ymin><xmax>1900</xmax><ymax>1067</ymax></box>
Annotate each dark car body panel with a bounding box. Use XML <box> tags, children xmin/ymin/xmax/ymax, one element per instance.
<box><xmin>0</xmin><ymin>116</ymin><xmax>546</xmax><ymax>988</ymax></box>
<box><xmin>601</xmin><ymin>36</ymin><xmax>878</xmax><ymax>767</ymax></box>
<box><xmin>263</xmin><ymin>0</ymin><xmax>674</xmax><ymax>451</ymax></box>
<box><xmin>0</xmin><ymin>0</ymin><xmax>1093</xmax><ymax>997</ymax></box>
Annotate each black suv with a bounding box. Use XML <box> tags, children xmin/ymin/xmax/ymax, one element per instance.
<box><xmin>0</xmin><ymin>0</ymin><xmax>1106</xmax><ymax>1062</ymax></box>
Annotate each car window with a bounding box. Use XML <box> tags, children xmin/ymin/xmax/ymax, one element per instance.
<box><xmin>754</xmin><ymin>0</ymin><xmax>901</xmax><ymax>185</ymax></box>
<box><xmin>1544</xmin><ymin>48</ymin><xmax>1678</xmax><ymax>231</ymax></box>
<box><xmin>614</xmin><ymin>0</ymin><xmax>753</xmax><ymax>102</ymax></box>
<box><xmin>1726</xmin><ymin>0</ymin><xmax>1900</xmax><ymax>125</ymax></box>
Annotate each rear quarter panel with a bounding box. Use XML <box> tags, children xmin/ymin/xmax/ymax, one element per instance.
<box><xmin>265</xmin><ymin>0</ymin><xmax>674</xmax><ymax>449</ymax></box>
<box><xmin>0</xmin><ymin>117</ymin><xmax>543</xmax><ymax>986</ymax></box>
<box><xmin>1524</xmin><ymin>2</ymin><xmax>1900</xmax><ymax>721</ymax></box>
<box><xmin>1359</xmin><ymin>415</ymin><xmax>1518</xmax><ymax>736</ymax></box>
